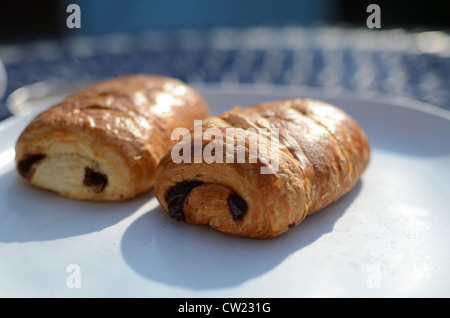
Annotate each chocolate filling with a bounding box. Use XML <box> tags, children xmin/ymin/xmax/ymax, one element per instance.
<box><xmin>166</xmin><ymin>181</ymin><xmax>249</xmax><ymax>222</ymax></box>
<box><xmin>18</xmin><ymin>154</ymin><xmax>46</xmax><ymax>180</ymax></box>
<box><xmin>83</xmin><ymin>167</ymin><xmax>108</xmax><ymax>193</ymax></box>
<box><xmin>166</xmin><ymin>181</ymin><xmax>204</xmax><ymax>221</ymax></box>
<box><xmin>227</xmin><ymin>194</ymin><xmax>248</xmax><ymax>220</ymax></box>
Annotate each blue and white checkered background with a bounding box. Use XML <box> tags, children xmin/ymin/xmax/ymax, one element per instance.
<box><xmin>1</xmin><ymin>26</ymin><xmax>449</xmax><ymax>120</ymax></box>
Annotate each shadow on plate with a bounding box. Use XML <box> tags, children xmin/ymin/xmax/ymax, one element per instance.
<box><xmin>0</xmin><ymin>168</ymin><xmax>152</xmax><ymax>242</ymax></box>
<box><xmin>120</xmin><ymin>180</ymin><xmax>362</xmax><ymax>290</ymax></box>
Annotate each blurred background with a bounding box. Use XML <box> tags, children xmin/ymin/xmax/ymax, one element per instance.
<box><xmin>0</xmin><ymin>0</ymin><xmax>449</xmax><ymax>120</ymax></box>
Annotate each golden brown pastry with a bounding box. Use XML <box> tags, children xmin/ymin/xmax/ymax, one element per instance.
<box><xmin>154</xmin><ymin>98</ymin><xmax>370</xmax><ymax>238</ymax></box>
<box><xmin>15</xmin><ymin>75</ymin><xmax>209</xmax><ymax>201</ymax></box>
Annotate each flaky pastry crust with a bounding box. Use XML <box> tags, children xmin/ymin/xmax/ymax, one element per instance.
<box><xmin>15</xmin><ymin>75</ymin><xmax>209</xmax><ymax>201</ymax></box>
<box><xmin>154</xmin><ymin>98</ymin><xmax>370</xmax><ymax>238</ymax></box>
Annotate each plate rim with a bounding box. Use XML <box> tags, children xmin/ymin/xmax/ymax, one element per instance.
<box><xmin>191</xmin><ymin>81</ymin><xmax>450</xmax><ymax>121</ymax></box>
<box><xmin>2</xmin><ymin>80</ymin><xmax>450</xmax><ymax>124</ymax></box>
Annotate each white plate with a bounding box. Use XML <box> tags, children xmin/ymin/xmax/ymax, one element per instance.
<box><xmin>1</xmin><ymin>84</ymin><xmax>449</xmax><ymax>298</ymax></box>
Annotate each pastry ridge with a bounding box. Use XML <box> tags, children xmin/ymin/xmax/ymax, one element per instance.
<box><xmin>154</xmin><ymin>98</ymin><xmax>370</xmax><ymax>238</ymax></box>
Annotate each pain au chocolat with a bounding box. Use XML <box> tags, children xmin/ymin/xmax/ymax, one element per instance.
<box><xmin>15</xmin><ymin>75</ymin><xmax>209</xmax><ymax>201</ymax></box>
<box><xmin>154</xmin><ymin>98</ymin><xmax>370</xmax><ymax>238</ymax></box>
